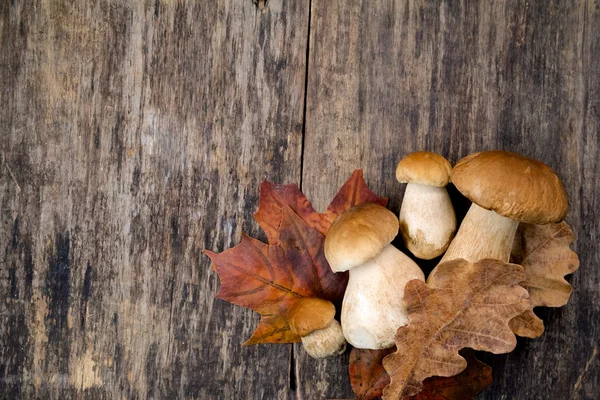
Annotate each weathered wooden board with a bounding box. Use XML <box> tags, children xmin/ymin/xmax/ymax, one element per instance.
<box><xmin>301</xmin><ymin>0</ymin><xmax>599</xmax><ymax>399</ymax></box>
<box><xmin>1</xmin><ymin>0</ymin><xmax>599</xmax><ymax>399</ymax></box>
<box><xmin>1</xmin><ymin>0</ymin><xmax>309</xmax><ymax>398</ymax></box>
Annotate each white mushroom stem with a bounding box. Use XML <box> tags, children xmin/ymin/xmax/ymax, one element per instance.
<box><xmin>399</xmin><ymin>183</ymin><xmax>456</xmax><ymax>260</ymax></box>
<box><xmin>440</xmin><ymin>203</ymin><xmax>519</xmax><ymax>263</ymax></box>
<box><xmin>301</xmin><ymin>320</ymin><xmax>346</xmax><ymax>359</ymax></box>
<box><xmin>341</xmin><ymin>244</ymin><xmax>425</xmax><ymax>349</ymax></box>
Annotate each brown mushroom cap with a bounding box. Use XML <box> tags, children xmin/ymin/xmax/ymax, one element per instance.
<box><xmin>324</xmin><ymin>203</ymin><xmax>398</xmax><ymax>272</ymax></box>
<box><xmin>286</xmin><ymin>298</ymin><xmax>335</xmax><ymax>337</ymax></box>
<box><xmin>452</xmin><ymin>150</ymin><xmax>568</xmax><ymax>224</ymax></box>
<box><xmin>395</xmin><ymin>151</ymin><xmax>452</xmax><ymax>187</ymax></box>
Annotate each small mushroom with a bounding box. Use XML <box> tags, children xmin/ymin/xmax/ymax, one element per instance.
<box><xmin>438</xmin><ymin>150</ymin><xmax>568</xmax><ymax>265</ymax></box>
<box><xmin>285</xmin><ymin>298</ymin><xmax>346</xmax><ymax>359</ymax></box>
<box><xmin>324</xmin><ymin>203</ymin><xmax>425</xmax><ymax>349</ymax></box>
<box><xmin>396</xmin><ymin>151</ymin><xmax>456</xmax><ymax>259</ymax></box>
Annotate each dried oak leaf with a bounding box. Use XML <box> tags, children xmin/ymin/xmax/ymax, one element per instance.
<box><xmin>205</xmin><ymin>170</ymin><xmax>386</xmax><ymax>345</ymax></box>
<box><xmin>348</xmin><ymin>348</ymin><xmax>491</xmax><ymax>400</ymax></box>
<box><xmin>508</xmin><ymin>310</ymin><xmax>545</xmax><ymax>339</ymax></box>
<box><xmin>509</xmin><ymin>221</ymin><xmax>580</xmax><ymax>338</ymax></box>
<box><xmin>382</xmin><ymin>259</ymin><xmax>530</xmax><ymax>399</ymax></box>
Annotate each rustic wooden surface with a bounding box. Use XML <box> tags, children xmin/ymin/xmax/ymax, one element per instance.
<box><xmin>1</xmin><ymin>1</ymin><xmax>598</xmax><ymax>399</ymax></box>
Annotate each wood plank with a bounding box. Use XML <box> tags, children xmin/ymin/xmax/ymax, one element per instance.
<box><xmin>301</xmin><ymin>0</ymin><xmax>599</xmax><ymax>399</ymax></box>
<box><xmin>0</xmin><ymin>0</ymin><xmax>309</xmax><ymax>398</ymax></box>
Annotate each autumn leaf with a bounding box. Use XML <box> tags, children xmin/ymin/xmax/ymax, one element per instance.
<box><xmin>382</xmin><ymin>259</ymin><xmax>530</xmax><ymax>399</ymax></box>
<box><xmin>206</xmin><ymin>170</ymin><xmax>386</xmax><ymax>345</ymax></box>
<box><xmin>254</xmin><ymin>169</ymin><xmax>387</xmax><ymax>242</ymax></box>
<box><xmin>205</xmin><ymin>206</ymin><xmax>345</xmax><ymax>345</ymax></box>
<box><xmin>508</xmin><ymin>310</ymin><xmax>545</xmax><ymax>339</ymax></box>
<box><xmin>409</xmin><ymin>351</ymin><xmax>492</xmax><ymax>400</ymax></box>
<box><xmin>253</xmin><ymin>181</ymin><xmax>329</xmax><ymax>243</ymax></box>
<box><xmin>322</xmin><ymin>169</ymin><xmax>388</xmax><ymax>227</ymax></box>
<box><xmin>349</xmin><ymin>347</ymin><xmax>395</xmax><ymax>400</ymax></box>
<box><xmin>511</xmin><ymin>222</ymin><xmax>579</xmax><ymax>307</ymax></box>
<box><xmin>348</xmin><ymin>348</ymin><xmax>491</xmax><ymax>400</ymax></box>
<box><xmin>509</xmin><ymin>221</ymin><xmax>580</xmax><ymax>338</ymax></box>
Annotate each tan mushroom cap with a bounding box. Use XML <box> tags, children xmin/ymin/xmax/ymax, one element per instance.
<box><xmin>286</xmin><ymin>298</ymin><xmax>335</xmax><ymax>337</ymax></box>
<box><xmin>452</xmin><ymin>150</ymin><xmax>568</xmax><ymax>224</ymax></box>
<box><xmin>395</xmin><ymin>151</ymin><xmax>452</xmax><ymax>187</ymax></box>
<box><xmin>324</xmin><ymin>203</ymin><xmax>398</xmax><ymax>273</ymax></box>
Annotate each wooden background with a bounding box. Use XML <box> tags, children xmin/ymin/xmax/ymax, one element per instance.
<box><xmin>1</xmin><ymin>0</ymin><xmax>598</xmax><ymax>399</ymax></box>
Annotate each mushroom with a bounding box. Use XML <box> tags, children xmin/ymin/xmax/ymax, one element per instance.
<box><xmin>324</xmin><ymin>203</ymin><xmax>425</xmax><ymax>349</ymax></box>
<box><xmin>285</xmin><ymin>297</ymin><xmax>346</xmax><ymax>359</ymax></box>
<box><xmin>438</xmin><ymin>150</ymin><xmax>568</xmax><ymax>265</ymax></box>
<box><xmin>396</xmin><ymin>151</ymin><xmax>456</xmax><ymax>259</ymax></box>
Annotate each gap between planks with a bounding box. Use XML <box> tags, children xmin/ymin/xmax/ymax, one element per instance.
<box><xmin>293</xmin><ymin>0</ymin><xmax>314</xmax><ymax>395</ymax></box>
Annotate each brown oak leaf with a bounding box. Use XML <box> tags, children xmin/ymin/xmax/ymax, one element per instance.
<box><xmin>509</xmin><ymin>221</ymin><xmax>580</xmax><ymax>338</ymax></box>
<box><xmin>205</xmin><ymin>170</ymin><xmax>386</xmax><ymax>345</ymax></box>
<box><xmin>382</xmin><ymin>259</ymin><xmax>530</xmax><ymax>399</ymax></box>
<box><xmin>349</xmin><ymin>348</ymin><xmax>491</xmax><ymax>400</ymax></box>
<box><xmin>508</xmin><ymin>310</ymin><xmax>545</xmax><ymax>339</ymax></box>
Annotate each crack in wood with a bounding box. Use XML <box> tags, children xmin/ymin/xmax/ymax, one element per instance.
<box><xmin>1</xmin><ymin>151</ymin><xmax>22</xmax><ymax>193</ymax></box>
<box><xmin>289</xmin><ymin>343</ymin><xmax>297</xmax><ymax>391</ymax></box>
<box><xmin>570</xmin><ymin>346</ymin><xmax>598</xmax><ymax>399</ymax></box>
<box><xmin>299</xmin><ymin>0</ymin><xmax>313</xmax><ymax>194</ymax></box>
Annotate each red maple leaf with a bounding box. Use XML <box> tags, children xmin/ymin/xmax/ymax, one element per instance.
<box><xmin>205</xmin><ymin>170</ymin><xmax>387</xmax><ymax>345</ymax></box>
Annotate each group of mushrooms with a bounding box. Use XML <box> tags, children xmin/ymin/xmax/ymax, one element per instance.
<box><xmin>287</xmin><ymin>150</ymin><xmax>568</xmax><ymax>359</ymax></box>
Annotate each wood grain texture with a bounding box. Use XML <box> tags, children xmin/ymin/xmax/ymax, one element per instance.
<box><xmin>301</xmin><ymin>0</ymin><xmax>599</xmax><ymax>399</ymax></box>
<box><xmin>1</xmin><ymin>0</ymin><xmax>308</xmax><ymax>398</ymax></box>
<box><xmin>1</xmin><ymin>0</ymin><xmax>599</xmax><ymax>399</ymax></box>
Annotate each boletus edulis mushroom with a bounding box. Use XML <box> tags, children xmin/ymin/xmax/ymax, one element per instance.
<box><xmin>438</xmin><ymin>150</ymin><xmax>568</xmax><ymax>265</ymax></box>
<box><xmin>285</xmin><ymin>298</ymin><xmax>346</xmax><ymax>359</ymax></box>
<box><xmin>324</xmin><ymin>203</ymin><xmax>425</xmax><ymax>349</ymax></box>
<box><xmin>396</xmin><ymin>151</ymin><xmax>456</xmax><ymax>259</ymax></box>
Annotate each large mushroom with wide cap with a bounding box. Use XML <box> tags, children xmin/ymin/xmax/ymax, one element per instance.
<box><xmin>285</xmin><ymin>297</ymin><xmax>346</xmax><ymax>359</ymax></box>
<box><xmin>396</xmin><ymin>151</ymin><xmax>456</xmax><ymax>259</ymax></box>
<box><xmin>438</xmin><ymin>150</ymin><xmax>568</xmax><ymax>265</ymax></box>
<box><xmin>324</xmin><ymin>203</ymin><xmax>425</xmax><ymax>349</ymax></box>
